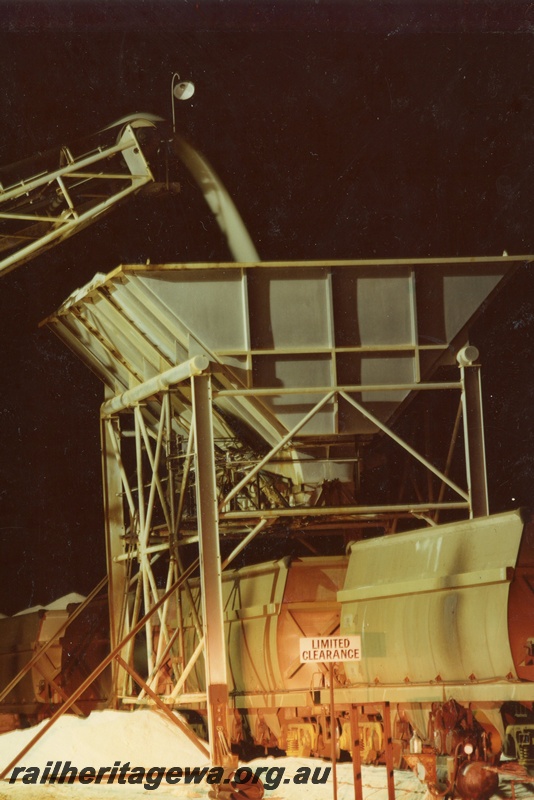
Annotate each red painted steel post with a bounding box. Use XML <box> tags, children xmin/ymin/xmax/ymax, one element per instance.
<box><xmin>329</xmin><ymin>662</ymin><xmax>338</xmax><ymax>800</ymax></box>
<box><xmin>383</xmin><ymin>701</ymin><xmax>396</xmax><ymax>800</ymax></box>
<box><xmin>350</xmin><ymin>704</ymin><xmax>364</xmax><ymax>800</ymax></box>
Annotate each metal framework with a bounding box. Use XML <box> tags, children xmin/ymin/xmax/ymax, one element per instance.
<box><xmin>0</xmin><ymin>121</ymin><xmax>155</xmax><ymax>278</ymax></box>
<box><xmin>96</xmin><ymin>356</ymin><xmax>481</xmax><ymax>721</ymax></box>
<box><xmin>0</xmin><ymin>116</ymin><xmax>259</xmax><ymax>280</ymax></box>
<box><xmin>41</xmin><ymin>256</ymin><xmax>533</xmax><ymax>769</ymax></box>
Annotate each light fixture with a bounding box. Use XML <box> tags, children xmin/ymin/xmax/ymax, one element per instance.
<box><xmin>171</xmin><ymin>72</ymin><xmax>195</xmax><ymax>132</ymax></box>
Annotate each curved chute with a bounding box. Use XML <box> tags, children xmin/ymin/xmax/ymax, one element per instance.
<box><xmin>170</xmin><ymin>134</ymin><xmax>259</xmax><ymax>262</ymax></box>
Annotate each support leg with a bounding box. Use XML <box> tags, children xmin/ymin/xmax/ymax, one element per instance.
<box><xmin>191</xmin><ymin>373</ymin><xmax>232</xmax><ymax>766</ymax></box>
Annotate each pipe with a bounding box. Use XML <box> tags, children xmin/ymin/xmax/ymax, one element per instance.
<box><xmin>101</xmin><ymin>355</ymin><xmax>209</xmax><ymax>416</ymax></box>
<box><xmin>221</xmin><ymin>501</ymin><xmax>469</xmax><ymax>520</ymax></box>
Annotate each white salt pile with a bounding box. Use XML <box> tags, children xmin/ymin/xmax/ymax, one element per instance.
<box><xmin>0</xmin><ymin>712</ymin><xmax>526</xmax><ymax>799</ymax></box>
<box><xmin>13</xmin><ymin>592</ymin><xmax>86</xmax><ymax>616</ymax></box>
<box><xmin>0</xmin><ymin>708</ymin><xmax>209</xmax><ymax>776</ymax></box>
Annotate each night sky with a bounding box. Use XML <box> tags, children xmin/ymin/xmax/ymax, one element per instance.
<box><xmin>0</xmin><ymin>1</ymin><xmax>533</xmax><ymax>614</ymax></box>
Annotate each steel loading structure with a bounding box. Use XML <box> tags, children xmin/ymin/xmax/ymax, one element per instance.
<box><xmin>1</xmin><ymin>109</ymin><xmax>534</xmax><ymax>800</ymax></box>
<box><xmin>32</xmin><ymin>254</ymin><xmax>533</xmax><ymax>799</ymax></box>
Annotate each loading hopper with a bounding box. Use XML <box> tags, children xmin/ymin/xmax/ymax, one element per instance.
<box><xmin>45</xmin><ymin>257</ymin><xmax>529</xmax><ymax>486</ymax></box>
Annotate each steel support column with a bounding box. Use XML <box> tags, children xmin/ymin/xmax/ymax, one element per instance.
<box><xmin>462</xmin><ymin>366</ymin><xmax>489</xmax><ymax>518</ymax></box>
<box><xmin>458</xmin><ymin>347</ymin><xmax>489</xmax><ymax>518</ymax></box>
<box><xmin>191</xmin><ymin>372</ymin><xmax>231</xmax><ymax>766</ymax></box>
<box><xmin>100</xmin><ymin>413</ymin><xmax>129</xmax><ymax>701</ymax></box>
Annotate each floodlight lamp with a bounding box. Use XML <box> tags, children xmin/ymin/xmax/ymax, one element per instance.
<box><xmin>171</xmin><ymin>72</ymin><xmax>195</xmax><ymax>133</ymax></box>
<box><xmin>173</xmin><ymin>80</ymin><xmax>195</xmax><ymax>101</ymax></box>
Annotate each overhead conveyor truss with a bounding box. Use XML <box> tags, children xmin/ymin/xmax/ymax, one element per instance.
<box><xmin>0</xmin><ymin>122</ymin><xmax>154</xmax><ymax>278</ymax></box>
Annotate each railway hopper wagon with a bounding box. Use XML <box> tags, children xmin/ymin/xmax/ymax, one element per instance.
<box><xmin>0</xmin><ymin>606</ymin><xmax>69</xmax><ymax>730</ymax></box>
<box><xmin>0</xmin><ymin>598</ymin><xmax>110</xmax><ymax>730</ymax></box>
<box><xmin>158</xmin><ymin>555</ymin><xmax>350</xmax><ymax>760</ymax></box>
<box><xmin>163</xmin><ymin>508</ymin><xmax>534</xmax><ymax>797</ymax></box>
<box><xmin>338</xmin><ymin>508</ymin><xmax>534</xmax><ymax>795</ymax></box>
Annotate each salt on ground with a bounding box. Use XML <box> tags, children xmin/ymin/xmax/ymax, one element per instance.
<box><xmin>0</xmin><ymin>708</ymin><xmax>209</xmax><ymax>777</ymax></box>
<box><xmin>0</xmin><ymin>713</ymin><xmax>525</xmax><ymax>799</ymax></box>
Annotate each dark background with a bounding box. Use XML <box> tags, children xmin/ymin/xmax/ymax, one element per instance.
<box><xmin>0</xmin><ymin>0</ymin><xmax>533</xmax><ymax>613</ymax></box>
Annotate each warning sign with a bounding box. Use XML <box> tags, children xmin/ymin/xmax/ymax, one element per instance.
<box><xmin>299</xmin><ymin>636</ymin><xmax>362</xmax><ymax>663</ymax></box>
